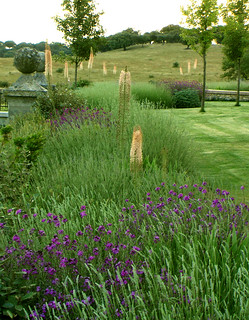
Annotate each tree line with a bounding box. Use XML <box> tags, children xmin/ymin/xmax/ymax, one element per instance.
<box><xmin>0</xmin><ymin>24</ymin><xmax>226</xmax><ymax>58</ymax></box>
<box><xmin>0</xmin><ymin>41</ymin><xmax>72</xmax><ymax>58</ymax></box>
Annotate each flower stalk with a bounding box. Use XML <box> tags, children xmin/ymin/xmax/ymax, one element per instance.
<box><xmin>117</xmin><ymin>67</ymin><xmax>131</xmax><ymax>146</ymax></box>
<box><xmin>130</xmin><ymin>125</ymin><xmax>143</xmax><ymax>172</ymax></box>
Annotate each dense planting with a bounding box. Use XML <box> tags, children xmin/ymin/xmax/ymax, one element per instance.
<box><xmin>1</xmin><ymin>80</ymin><xmax>249</xmax><ymax>319</ymax></box>
<box><xmin>1</xmin><ymin>183</ymin><xmax>249</xmax><ymax>319</ymax></box>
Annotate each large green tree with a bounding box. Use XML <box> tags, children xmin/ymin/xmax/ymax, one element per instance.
<box><xmin>222</xmin><ymin>0</ymin><xmax>249</xmax><ymax>106</ymax></box>
<box><xmin>181</xmin><ymin>0</ymin><xmax>220</xmax><ymax>112</ymax></box>
<box><xmin>54</xmin><ymin>0</ymin><xmax>104</xmax><ymax>85</ymax></box>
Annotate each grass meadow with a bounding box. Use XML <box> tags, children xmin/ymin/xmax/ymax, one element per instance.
<box><xmin>1</xmin><ymin>44</ymin><xmax>249</xmax><ymax>319</ymax></box>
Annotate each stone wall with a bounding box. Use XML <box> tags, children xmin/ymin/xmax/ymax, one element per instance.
<box><xmin>205</xmin><ymin>89</ymin><xmax>249</xmax><ymax>102</ymax></box>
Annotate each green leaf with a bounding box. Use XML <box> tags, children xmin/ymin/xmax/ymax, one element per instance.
<box><xmin>8</xmin><ymin>295</ymin><xmax>18</xmax><ymax>305</ymax></box>
<box><xmin>15</xmin><ymin>304</ymin><xmax>23</xmax><ymax>312</ymax></box>
<box><xmin>21</xmin><ymin>292</ymin><xmax>36</xmax><ymax>301</ymax></box>
<box><xmin>3</xmin><ymin>309</ymin><xmax>14</xmax><ymax>318</ymax></box>
<box><xmin>2</xmin><ymin>301</ymin><xmax>14</xmax><ymax>308</ymax></box>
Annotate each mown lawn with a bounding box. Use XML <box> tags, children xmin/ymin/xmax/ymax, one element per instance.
<box><xmin>163</xmin><ymin>101</ymin><xmax>249</xmax><ymax>200</ymax></box>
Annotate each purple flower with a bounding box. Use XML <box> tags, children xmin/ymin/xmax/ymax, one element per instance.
<box><xmin>154</xmin><ymin>235</ymin><xmax>160</xmax><ymax>243</ymax></box>
<box><xmin>241</xmin><ymin>186</ymin><xmax>245</xmax><ymax>190</ymax></box>
<box><xmin>13</xmin><ymin>234</ymin><xmax>21</xmax><ymax>243</ymax></box>
<box><xmin>78</xmin><ymin>250</ymin><xmax>84</xmax><ymax>256</ymax></box>
<box><xmin>112</xmin><ymin>246</ymin><xmax>120</xmax><ymax>254</ymax></box>
<box><xmin>22</xmin><ymin>214</ymin><xmax>28</xmax><ymax>219</ymax></box>
<box><xmin>88</xmin><ymin>255</ymin><xmax>95</xmax><ymax>261</ymax></box>
<box><xmin>15</xmin><ymin>209</ymin><xmax>22</xmax><ymax>215</ymax></box>
<box><xmin>80</xmin><ymin>211</ymin><xmax>87</xmax><ymax>217</ymax></box>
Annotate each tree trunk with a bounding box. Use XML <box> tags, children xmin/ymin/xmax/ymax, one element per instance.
<box><xmin>235</xmin><ymin>59</ymin><xmax>241</xmax><ymax>106</ymax></box>
<box><xmin>200</xmin><ymin>53</ymin><xmax>206</xmax><ymax>113</ymax></box>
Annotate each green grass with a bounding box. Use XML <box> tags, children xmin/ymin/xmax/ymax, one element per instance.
<box><xmin>207</xmin><ymin>80</ymin><xmax>249</xmax><ymax>91</ymax></box>
<box><xmin>163</xmin><ymin>101</ymin><xmax>249</xmax><ymax>200</ymax></box>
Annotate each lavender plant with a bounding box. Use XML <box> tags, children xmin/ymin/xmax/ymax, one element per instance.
<box><xmin>1</xmin><ymin>182</ymin><xmax>249</xmax><ymax>319</ymax></box>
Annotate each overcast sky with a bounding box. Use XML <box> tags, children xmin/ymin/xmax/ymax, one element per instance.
<box><xmin>0</xmin><ymin>0</ymin><xmax>225</xmax><ymax>44</ymax></box>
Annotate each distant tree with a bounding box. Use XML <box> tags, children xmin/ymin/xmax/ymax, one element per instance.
<box><xmin>160</xmin><ymin>25</ymin><xmax>182</xmax><ymax>43</ymax></box>
<box><xmin>148</xmin><ymin>31</ymin><xmax>162</xmax><ymax>43</ymax></box>
<box><xmin>54</xmin><ymin>0</ymin><xmax>104</xmax><ymax>85</ymax></box>
<box><xmin>181</xmin><ymin>0</ymin><xmax>220</xmax><ymax>112</ymax></box>
<box><xmin>33</xmin><ymin>42</ymin><xmax>46</xmax><ymax>52</ymax></box>
<box><xmin>105</xmin><ymin>28</ymin><xmax>140</xmax><ymax>51</ymax></box>
<box><xmin>213</xmin><ymin>25</ymin><xmax>226</xmax><ymax>44</ymax></box>
<box><xmin>16</xmin><ymin>42</ymin><xmax>31</xmax><ymax>49</ymax></box>
<box><xmin>4</xmin><ymin>41</ymin><xmax>16</xmax><ymax>49</ymax></box>
<box><xmin>222</xmin><ymin>0</ymin><xmax>249</xmax><ymax>106</ymax></box>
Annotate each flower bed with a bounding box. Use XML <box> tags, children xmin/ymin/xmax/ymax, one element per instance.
<box><xmin>1</xmin><ymin>182</ymin><xmax>248</xmax><ymax>319</ymax></box>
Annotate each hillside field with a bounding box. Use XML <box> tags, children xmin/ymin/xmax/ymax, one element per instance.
<box><xmin>0</xmin><ymin>43</ymin><xmax>224</xmax><ymax>85</ymax></box>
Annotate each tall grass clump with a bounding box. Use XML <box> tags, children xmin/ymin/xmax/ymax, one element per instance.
<box><xmin>25</xmin><ymin>96</ymin><xmax>199</xmax><ymax>218</ymax></box>
<box><xmin>132</xmin><ymin>82</ymin><xmax>173</xmax><ymax>109</ymax></box>
<box><xmin>75</xmin><ymin>82</ymin><xmax>119</xmax><ymax>112</ymax></box>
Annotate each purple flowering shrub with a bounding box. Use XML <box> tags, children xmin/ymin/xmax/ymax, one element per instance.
<box><xmin>49</xmin><ymin>107</ymin><xmax>115</xmax><ymax>130</ymax></box>
<box><xmin>1</xmin><ymin>183</ymin><xmax>249</xmax><ymax>319</ymax></box>
<box><xmin>159</xmin><ymin>79</ymin><xmax>203</xmax><ymax>99</ymax></box>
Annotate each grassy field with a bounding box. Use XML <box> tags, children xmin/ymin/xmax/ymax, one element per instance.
<box><xmin>0</xmin><ymin>43</ymin><xmax>225</xmax><ymax>84</ymax></box>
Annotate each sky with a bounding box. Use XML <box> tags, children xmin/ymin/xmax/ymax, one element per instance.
<box><xmin>0</xmin><ymin>0</ymin><xmax>194</xmax><ymax>44</ymax></box>
<box><xmin>0</xmin><ymin>0</ymin><xmax>226</xmax><ymax>45</ymax></box>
